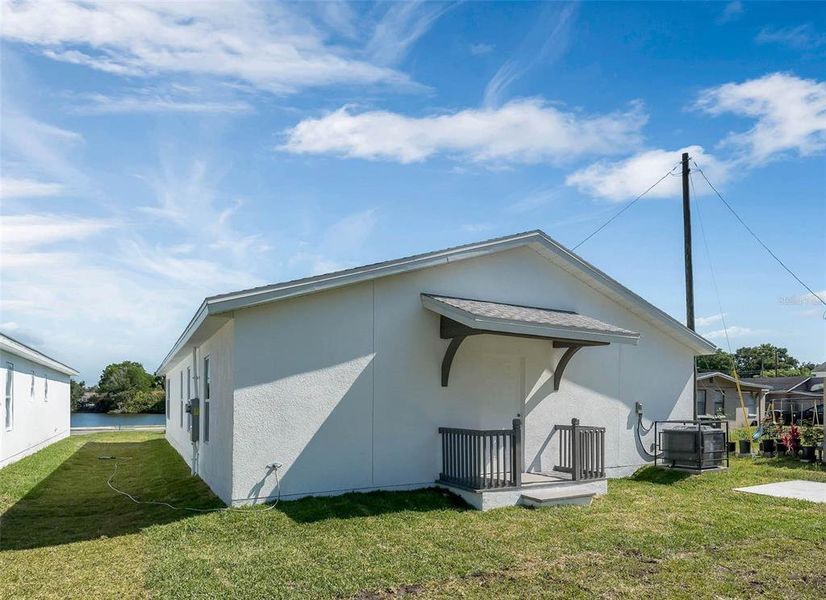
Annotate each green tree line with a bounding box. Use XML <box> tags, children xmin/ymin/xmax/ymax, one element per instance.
<box><xmin>697</xmin><ymin>344</ymin><xmax>817</xmax><ymax>378</ymax></box>
<box><xmin>72</xmin><ymin>361</ymin><xmax>164</xmax><ymax>414</ymax></box>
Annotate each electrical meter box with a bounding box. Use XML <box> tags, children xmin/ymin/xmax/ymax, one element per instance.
<box><xmin>185</xmin><ymin>398</ymin><xmax>200</xmax><ymax>442</ymax></box>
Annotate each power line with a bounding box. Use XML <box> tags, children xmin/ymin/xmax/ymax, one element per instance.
<box><xmin>691</xmin><ymin>158</ymin><xmax>826</xmax><ymax>309</ymax></box>
<box><xmin>573</xmin><ymin>161</ymin><xmax>681</xmax><ymax>250</ymax></box>
<box><xmin>691</xmin><ymin>172</ymin><xmax>732</xmax><ymax>353</ymax></box>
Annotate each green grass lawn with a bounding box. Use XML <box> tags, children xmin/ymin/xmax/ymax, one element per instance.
<box><xmin>1</xmin><ymin>432</ymin><xmax>824</xmax><ymax>599</ymax></box>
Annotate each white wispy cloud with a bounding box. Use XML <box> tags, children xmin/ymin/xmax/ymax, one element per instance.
<box><xmin>696</xmin><ymin>313</ymin><xmax>726</xmax><ymax>328</ymax></box>
<box><xmin>0</xmin><ymin>177</ymin><xmax>64</xmax><ymax>199</ymax></box>
<box><xmin>507</xmin><ymin>186</ymin><xmax>560</xmax><ymax>213</ymax></box>
<box><xmin>288</xmin><ymin>208</ymin><xmax>379</xmax><ymax>276</ymax></box>
<box><xmin>695</xmin><ymin>72</ymin><xmax>826</xmax><ymax>163</ymax></box>
<box><xmin>460</xmin><ymin>223</ymin><xmax>493</xmax><ymax>233</ymax></box>
<box><xmin>716</xmin><ymin>1</ymin><xmax>743</xmax><ymax>25</ymax></box>
<box><xmin>756</xmin><ymin>24</ymin><xmax>826</xmax><ymax>50</ymax></box>
<box><xmin>483</xmin><ymin>3</ymin><xmax>577</xmax><ymax>106</ymax></box>
<box><xmin>365</xmin><ymin>1</ymin><xmax>454</xmax><ymax>66</ymax></box>
<box><xmin>565</xmin><ymin>145</ymin><xmax>729</xmax><ymax>201</ymax></box>
<box><xmin>0</xmin><ymin>110</ymin><xmax>85</xmax><ymax>185</ymax></box>
<box><xmin>71</xmin><ymin>93</ymin><xmax>254</xmax><ymax>115</ymax></box>
<box><xmin>701</xmin><ymin>325</ymin><xmax>760</xmax><ymax>340</ymax></box>
<box><xmin>0</xmin><ymin>213</ymin><xmax>112</xmax><ymax>252</ymax></box>
<box><xmin>282</xmin><ymin>98</ymin><xmax>646</xmax><ymax>165</ymax></box>
<box><xmin>470</xmin><ymin>43</ymin><xmax>494</xmax><ymax>56</ymax></box>
<box><xmin>0</xmin><ymin>0</ymin><xmax>411</xmax><ymax>94</ymax></box>
<box><xmin>138</xmin><ymin>157</ymin><xmax>269</xmax><ymax>260</ymax></box>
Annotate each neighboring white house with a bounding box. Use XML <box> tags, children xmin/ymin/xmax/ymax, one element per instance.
<box><xmin>1</xmin><ymin>333</ymin><xmax>77</xmax><ymax>468</ymax></box>
<box><xmin>696</xmin><ymin>372</ymin><xmax>771</xmax><ymax>428</ymax></box>
<box><xmin>157</xmin><ymin>231</ymin><xmax>716</xmax><ymax>509</ymax></box>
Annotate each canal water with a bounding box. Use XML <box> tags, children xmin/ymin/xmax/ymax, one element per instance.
<box><xmin>71</xmin><ymin>413</ymin><xmax>165</xmax><ymax>428</ymax></box>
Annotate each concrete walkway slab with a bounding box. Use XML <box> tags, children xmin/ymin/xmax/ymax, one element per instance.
<box><xmin>734</xmin><ymin>480</ymin><xmax>826</xmax><ymax>503</ymax></box>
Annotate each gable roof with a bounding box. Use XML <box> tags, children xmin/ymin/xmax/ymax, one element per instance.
<box><xmin>0</xmin><ymin>332</ymin><xmax>78</xmax><ymax>376</ymax></box>
<box><xmin>748</xmin><ymin>376</ymin><xmax>810</xmax><ymax>393</ymax></box>
<box><xmin>697</xmin><ymin>372</ymin><xmax>773</xmax><ymax>391</ymax></box>
<box><xmin>157</xmin><ymin>230</ymin><xmax>716</xmax><ymax>373</ymax></box>
<box><xmin>813</xmin><ymin>361</ymin><xmax>826</xmax><ymax>372</ymax></box>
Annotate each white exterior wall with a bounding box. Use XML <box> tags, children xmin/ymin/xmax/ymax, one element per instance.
<box><xmin>163</xmin><ymin>321</ymin><xmax>234</xmax><ymax>503</ymax></box>
<box><xmin>230</xmin><ymin>246</ymin><xmax>696</xmax><ymax>503</ymax></box>
<box><xmin>0</xmin><ymin>352</ymin><xmax>71</xmax><ymax>468</ymax></box>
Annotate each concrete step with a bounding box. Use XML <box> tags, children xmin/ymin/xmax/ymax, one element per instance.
<box><xmin>520</xmin><ymin>490</ymin><xmax>595</xmax><ymax>507</ymax></box>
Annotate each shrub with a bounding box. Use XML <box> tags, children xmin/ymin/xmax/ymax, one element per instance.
<box><xmin>112</xmin><ymin>389</ymin><xmax>165</xmax><ymax>414</ymax></box>
<box><xmin>800</xmin><ymin>425</ymin><xmax>824</xmax><ymax>447</ymax></box>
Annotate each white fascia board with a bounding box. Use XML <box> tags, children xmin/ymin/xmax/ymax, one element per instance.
<box><xmin>155</xmin><ymin>301</ymin><xmax>209</xmax><ymax>375</ymax></box>
<box><xmin>786</xmin><ymin>377</ymin><xmax>812</xmax><ymax>392</ymax></box>
<box><xmin>421</xmin><ymin>295</ymin><xmax>640</xmax><ymax>346</ymax></box>
<box><xmin>0</xmin><ymin>335</ymin><xmax>78</xmax><ymax>376</ymax></box>
<box><xmin>205</xmin><ymin>236</ymin><xmax>534</xmax><ymax>314</ymax></box>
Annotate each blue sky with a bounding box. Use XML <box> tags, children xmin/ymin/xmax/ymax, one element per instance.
<box><xmin>1</xmin><ymin>1</ymin><xmax>824</xmax><ymax>383</ymax></box>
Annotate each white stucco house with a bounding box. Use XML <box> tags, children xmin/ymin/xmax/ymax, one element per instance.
<box><xmin>157</xmin><ymin>231</ymin><xmax>716</xmax><ymax>509</ymax></box>
<box><xmin>1</xmin><ymin>333</ymin><xmax>77</xmax><ymax>468</ymax></box>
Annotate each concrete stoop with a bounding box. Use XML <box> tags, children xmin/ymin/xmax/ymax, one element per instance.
<box><xmin>438</xmin><ymin>476</ymin><xmax>607</xmax><ymax>511</ymax></box>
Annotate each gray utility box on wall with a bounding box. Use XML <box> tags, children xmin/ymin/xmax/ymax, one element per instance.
<box><xmin>660</xmin><ymin>425</ymin><xmax>726</xmax><ymax>470</ymax></box>
<box><xmin>186</xmin><ymin>398</ymin><xmax>200</xmax><ymax>443</ymax></box>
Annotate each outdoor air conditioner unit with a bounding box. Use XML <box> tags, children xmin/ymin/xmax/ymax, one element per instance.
<box><xmin>660</xmin><ymin>425</ymin><xmax>726</xmax><ymax>470</ymax></box>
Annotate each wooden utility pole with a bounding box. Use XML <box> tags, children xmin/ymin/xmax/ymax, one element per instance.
<box><xmin>682</xmin><ymin>152</ymin><xmax>695</xmax><ymax>331</ymax></box>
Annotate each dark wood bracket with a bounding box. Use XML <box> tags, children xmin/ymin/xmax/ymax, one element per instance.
<box><xmin>441</xmin><ymin>336</ymin><xmax>467</xmax><ymax>387</ymax></box>
<box><xmin>437</xmin><ymin>315</ymin><xmax>605</xmax><ymax>389</ymax></box>
<box><xmin>552</xmin><ymin>344</ymin><xmax>583</xmax><ymax>391</ymax></box>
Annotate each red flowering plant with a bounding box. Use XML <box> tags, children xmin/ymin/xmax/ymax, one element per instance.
<box><xmin>780</xmin><ymin>425</ymin><xmax>801</xmax><ymax>454</ymax></box>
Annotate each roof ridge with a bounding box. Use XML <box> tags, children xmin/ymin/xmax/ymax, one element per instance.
<box><xmin>206</xmin><ymin>230</ymin><xmax>544</xmax><ymax>303</ymax></box>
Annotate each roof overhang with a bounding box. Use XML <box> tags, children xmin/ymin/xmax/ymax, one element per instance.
<box><xmin>0</xmin><ymin>333</ymin><xmax>78</xmax><ymax>376</ymax></box>
<box><xmin>421</xmin><ymin>294</ymin><xmax>640</xmax><ymax>390</ymax></box>
<box><xmin>155</xmin><ymin>308</ymin><xmax>231</xmax><ymax>375</ymax></box>
<box><xmin>421</xmin><ymin>294</ymin><xmax>640</xmax><ymax>347</ymax></box>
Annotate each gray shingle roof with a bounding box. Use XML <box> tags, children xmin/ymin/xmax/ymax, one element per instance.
<box><xmin>748</xmin><ymin>376</ymin><xmax>809</xmax><ymax>392</ymax></box>
<box><xmin>422</xmin><ymin>294</ymin><xmax>640</xmax><ymax>344</ymax></box>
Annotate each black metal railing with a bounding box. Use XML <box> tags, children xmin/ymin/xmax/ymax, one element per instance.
<box><xmin>554</xmin><ymin>418</ymin><xmax>606</xmax><ymax>480</ymax></box>
<box><xmin>438</xmin><ymin>418</ymin><xmax>522</xmax><ymax>490</ymax></box>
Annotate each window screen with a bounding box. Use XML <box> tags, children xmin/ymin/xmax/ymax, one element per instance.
<box><xmin>696</xmin><ymin>389</ymin><xmax>707</xmax><ymax>416</ymax></box>
<box><xmin>5</xmin><ymin>363</ymin><xmax>14</xmax><ymax>430</ymax></box>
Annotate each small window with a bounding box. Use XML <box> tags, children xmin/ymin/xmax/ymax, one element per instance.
<box><xmin>186</xmin><ymin>367</ymin><xmax>191</xmax><ymax>431</ymax></box>
<box><xmin>203</xmin><ymin>356</ymin><xmax>211</xmax><ymax>401</ymax></box>
<box><xmin>204</xmin><ymin>401</ymin><xmax>210</xmax><ymax>443</ymax></box>
<box><xmin>5</xmin><ymin>362</ymin><xmax>14</xmax><ymax>430</ymax></box>
<box><xmin>696</xmin><ymin>390</ymin><xmax>707</xmax><ymax>416</ymax></box>
<box><xmin>30</xmin><ymin>371</ymin><xmax>35</xmax><ymax>401</ymax></box>
<box><xmin>747</xmin><ymin>392</ymin><xmax>757</xmax><ymax>414</ymax></box>
<box><xmin>203</xmin><ymin>356</ymin><xmax>211</xmax><ymax>442</ymax></box>
<box><xmin>180</xmin><ymin>400</ymin><xmax>184</xmax><ymax>428</ymax></box>
<box><xmin>44</xmin><ymin>376</ymin><xmax>48</xmax><ymax>402</ymax></box>
<box><xmin>179</xmin><ymin>371</ymin><xmax>183</xmax><ymax>400</ymax></box>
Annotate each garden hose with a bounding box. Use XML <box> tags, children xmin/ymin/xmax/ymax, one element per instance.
<box><xmin>99</xmin><ymin>456</ymin><xmax>281</xmax><ymax>512</ymax></box>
